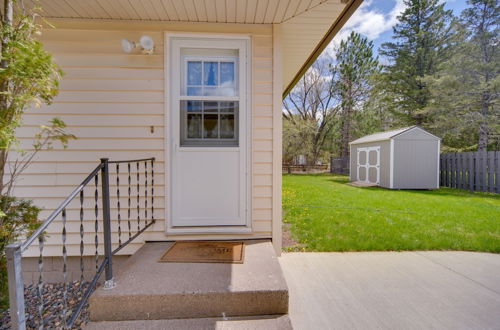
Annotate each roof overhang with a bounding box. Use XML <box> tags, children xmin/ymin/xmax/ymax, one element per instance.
<box><xmin>27</xmin><ymin>0</ymin><xmax>363</xmax><ymax>97</ymax></box>
<box><xmin>280</xmin><ymin>0</ymin><xmax>363</xmax><ymax>97</ymax></box>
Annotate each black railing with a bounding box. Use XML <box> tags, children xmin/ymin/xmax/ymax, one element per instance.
<box><xmin>6</xmin><ymin>157</ymin><xmax>156</xmax><ymax>329</ymax></box>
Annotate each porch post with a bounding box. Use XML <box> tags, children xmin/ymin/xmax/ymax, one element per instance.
<box><xmin>272</xmin><ymin>24</ymin><xmax>283</xmax><ymax>255</ymax></box>
<box><xmin>100</xmin><ymin>158</ymin><xmax>116</xmax><ymax>289</ymax></box>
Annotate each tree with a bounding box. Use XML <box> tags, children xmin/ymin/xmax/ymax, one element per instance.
<box><xmin>330</xmin><ymin>31</ymin><xmax>380</xmax><ymax>157</ymax></box>
<box><xmin>283</xmin><ymin>58</ymin><xmax>337</xmax><ymax>165</ymax></box>
<box><xmin>0</xmin><ymin>0</ymin><xmax>74</xmax><ymax>308</ymax></box>
<box><xmin>0</xmin><ymin>0</ymin><xmax>74</xmax><ymax>194</ymax></box>
<box><xmin>426</xmin><ymin>0</ymin><xmax>499</xmax><ymax>151</ymax></box>
<box><xmin>380</xmin><ymin>0</ymin><xmax>455</xmax><ymax>126</ymax></box>
<box><xmin>282</xmin><ymin>117</ymin><xmax>317</xmax><ymax>166</ymax></box>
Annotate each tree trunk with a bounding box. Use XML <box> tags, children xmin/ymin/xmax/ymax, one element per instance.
<box><xmin>1</xmin><ymin>0</ymin><xmax>13</xmax><ymax>69</ymax></box>
<box><xmin>0</xmin><ymin>150</ymin><xmax>7</xmax><ymax>194</ymax></box>
<box><xmin>0</xmin><ymin>0</ymin><xmax>13</xmax><ymax>195</ymax></box>
<box><xmin>477</xmin><ymin>91</ymin><xmax>489</xmax><ymax>151</ymax></box>
<box><xmin>340</xmin><ymin>106</ymin><xmax>351</xmax><ymax>158</ymax></box>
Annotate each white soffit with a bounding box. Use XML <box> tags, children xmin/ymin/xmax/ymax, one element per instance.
<box><xmin>279</xmin><ymin>0</ymin><xmax>347</xmax><ymax>92</ymax></box>
<box><xmin>30</xmin><ymin>0</ymin><xmax>336</xmax><ymax>24</ymax></box>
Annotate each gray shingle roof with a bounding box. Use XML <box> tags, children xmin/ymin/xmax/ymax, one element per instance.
<box><xmin>349</xmin><ymin>126</ymin><xmax>416</xmax><ymax>145</ymax></box>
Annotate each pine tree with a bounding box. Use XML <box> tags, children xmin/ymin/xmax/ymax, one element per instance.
<box><xmin>331</xmin><ymin>31</ymin><xmax>379</xmax><ymax>157</ymax></box>
<box><xmin>380</xmin><ymin>0</ymin><xmax>455</xmax><ymax>126</ymax></box>
<box><xmin>426</xmin><ymin>0</ymin><xmax>499</xmax><ymax>151</ymax></box>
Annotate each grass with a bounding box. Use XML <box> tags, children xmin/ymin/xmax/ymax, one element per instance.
<box><xmin>283</xmin><ymin>174</ymin><xmax>500</xmax><ymax>252</ymax></box>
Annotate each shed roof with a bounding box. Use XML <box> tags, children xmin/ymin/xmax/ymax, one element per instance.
<box><xmin>349</xmin><ymin>126</ymin><xmax>440</xmax><ymax>145</ymax></box>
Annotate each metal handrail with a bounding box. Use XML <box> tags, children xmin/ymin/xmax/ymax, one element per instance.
<box><xmin>112</xmin><ymin>221</ymin><xmax>155</xmax><ymax>255</ymax></box>
<box><xmin>6</xmin><ymin>157</ymin><xmax>156</xmax><ymax>329</ymax></box>
<box><xmin>20</xmin><ymin>164</ymin><xmax>103</xmax><ymax>252</ymax></box>
<box><xmin>108</xmin><ymin>157</ymin><xmax>155</xmax><ymax>164</ymax></box>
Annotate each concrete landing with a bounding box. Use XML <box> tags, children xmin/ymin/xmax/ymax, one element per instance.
<box><xmin>89</xmin><ymin>240</ymin><xmax>288</xmax><ymax>322</ymax></box>
<box><xmin>85</xmin><ymin>315</ymin><xmax>292</xmax><ymax>330</ymax></box>
<box><xmin>281</xmin><ymin>251</ymin><xmax>500</xmax><ymax>330</ymax></box>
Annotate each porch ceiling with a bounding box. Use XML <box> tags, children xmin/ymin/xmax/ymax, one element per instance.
<box><xmin>32</xmin><ymin>0</ymin><xmax>338</xmax><ymax>24</ymax></box>
<box><xmin>30</xmin><ymin>0</ymin><xmax>361</xmax><ymax>96</ymax></box>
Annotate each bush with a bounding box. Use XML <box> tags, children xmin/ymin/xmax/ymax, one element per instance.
<box><xmin>0</xmin><ymin>195</ymin><xmax>40</xmax><ymax>309</ymax></box>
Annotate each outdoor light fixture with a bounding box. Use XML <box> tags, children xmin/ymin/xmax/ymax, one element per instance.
<box><xmin>121</xmin><ymin>35</ymin><xmax>155</xmax><ymax>54</ymax></box>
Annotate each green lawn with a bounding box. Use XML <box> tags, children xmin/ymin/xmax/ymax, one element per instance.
<box><xmin>283</xmin><ymin>174</ymin><xmax>500</xmax><ymax>252</ymax></box>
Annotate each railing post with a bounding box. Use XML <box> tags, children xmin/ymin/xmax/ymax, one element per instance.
<box><xmin>6</xmin><ymin>242</ymin><xmax>26</xmax><ymax>330</ymax></box>
<box><xmin>100</xmin><ymin>158</ymin><xmax>116</xmax><ymax>290</ymax></box>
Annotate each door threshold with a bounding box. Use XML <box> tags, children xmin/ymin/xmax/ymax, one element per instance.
<box><xmin>166</xmin><ymin>226</ymin><xmax>252</xmax><ymax>235</ymax></box>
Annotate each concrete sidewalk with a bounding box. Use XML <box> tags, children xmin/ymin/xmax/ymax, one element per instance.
<box><xmin>279</xmin><ymin>251</ymin><xmax>500</xmax><ymax>330</ymax></box>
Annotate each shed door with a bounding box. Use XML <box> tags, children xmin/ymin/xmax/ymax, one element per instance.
<box><xmin>357</xmin><ymin>147</ymin><xmax>380</xmax><ymax>185</ymax></box>
<box><xmin>168</xmin><ymin>36</ymin><xmax>249</xmax><ymax>228</ymax></box>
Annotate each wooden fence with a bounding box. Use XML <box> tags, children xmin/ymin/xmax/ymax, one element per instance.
<box><xmin>440</xmin><ymin>151</ymin><xmax>500</xmax><ymax>193</ymax></box>
<box><xmin>330</xmin><ymin>156</ymin><xmax>350</xmax><ymax>175</ymax></box>
<box><xmin>282</xmin><ymin>164</ymin><xmax>329</xmax><ymax>173</ymax></box>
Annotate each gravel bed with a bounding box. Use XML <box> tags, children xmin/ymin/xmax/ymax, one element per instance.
<box><xmin>0</xmin><ymin>281</ymin><xmax>90</xmax><ymax>329</ymax></box>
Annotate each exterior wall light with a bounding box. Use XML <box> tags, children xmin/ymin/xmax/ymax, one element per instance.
<box><xmin>121</xmin><ymin>35</ymin><xmax>155</xmax><ymax>55</ymax></box>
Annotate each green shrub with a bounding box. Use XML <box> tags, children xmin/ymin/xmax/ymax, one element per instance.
<box><xmin>0</xmin><ymin>195</ymin><xmax>40</xmax><ymax>309</ymax></box>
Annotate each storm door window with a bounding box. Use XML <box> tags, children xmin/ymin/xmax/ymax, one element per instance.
<box><xmin>181</xmin><ymin>100</ymin><xmax>238</xmax><ymax>141</ymax></box>
<box><xmin>185</xmin><ymin>61</ymin><xmax>236</xmax><ymax>97</ymax></box>
<box><xmin>180</xmin><ymin>50</ymin><xmax>239</xmax><ymax>147</ymax></box>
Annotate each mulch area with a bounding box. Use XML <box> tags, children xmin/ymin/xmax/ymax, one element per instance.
<box><xmin>282</xmin><ymin>222</ymin><xmax>305</xmax><ymax>252</ymax></box>
<box><xmin>0</xmin><ymin>281</ymin><xmax>90</xmax><ymax>329</ymax></box>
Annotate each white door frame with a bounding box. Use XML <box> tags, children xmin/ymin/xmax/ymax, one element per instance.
<box><xmin>164</xmin><ymin>33</ymin><xmax>252</xmax><ymax>234</ymax></box>
<box><xmin>357</xmin><ymin>146</ymin><xmax>380</xmax><ymax>185</ymax></box>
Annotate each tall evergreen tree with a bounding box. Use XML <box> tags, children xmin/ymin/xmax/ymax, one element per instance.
<box><xmin>427</xmin><ymin>0</ymin><xmax>499</xmax><ymax>151</ymax></box>
<box><xmin>331</xmin><ymin>31</ymin><xmax>379</xmax><ymax>157</ymax></box>
<box><xmin>380</xmin><ymin>0</ymin><xmax>455</xmax><ymax>126</ymax></box>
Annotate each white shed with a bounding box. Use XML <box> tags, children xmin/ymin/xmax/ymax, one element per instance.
<box><xmin>349</xmin><ymin>126</ymin><xmax>441</xmax><ymax>189</ymax></box>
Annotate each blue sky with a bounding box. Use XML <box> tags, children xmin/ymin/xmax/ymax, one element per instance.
<box><xmin>328</xmin><ymin>0</ymin><xmax>469</xmax><ymax>58</ymax></box>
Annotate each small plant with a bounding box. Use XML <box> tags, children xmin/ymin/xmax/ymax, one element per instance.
<box><xmin>0</xmin><ymin>196</ymin><xmax>40</xmax><ymax>308</ymax></box>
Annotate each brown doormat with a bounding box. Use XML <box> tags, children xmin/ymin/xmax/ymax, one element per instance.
<box><xmin>159</xmin><ymin>241</ymin><xmax>245</xmax><ymax>264</ymax></box>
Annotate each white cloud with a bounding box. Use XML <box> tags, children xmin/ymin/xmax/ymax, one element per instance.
<box><xmin>323</xmin><ymin>0</ymin><xmax>407</xmax><ymax>57</ymax></box>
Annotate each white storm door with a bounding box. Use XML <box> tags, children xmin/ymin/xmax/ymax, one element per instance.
<box><xmin>168</xmin><ymin>36</ymin><xmax>249</xmax><ymax>227</ymax></box>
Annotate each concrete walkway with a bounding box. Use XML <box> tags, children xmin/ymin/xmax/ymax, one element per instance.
<box><xmin>279</xmin><ymin>251</ymin><xmax>500</xmax><ymax>330</ymax></box>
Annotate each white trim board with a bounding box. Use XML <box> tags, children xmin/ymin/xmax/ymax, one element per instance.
<box><xmin>436</xmin><ymin>140</ymin><xmax>441</xmax><ymax>189</ymax></box>
<box><xmin>164</xmin><ymin>32</ymin><xmax>252</xmax><ymax>235</ymax></box>
<box><xmin>390</xmin><ymin>139</ymin><xmax>394</xmax><ymax>189</ymax></box>
<box><xmin>271</xmin><ymin>24</ymin><xmax>283</xmax><ymax>255</ymax></box>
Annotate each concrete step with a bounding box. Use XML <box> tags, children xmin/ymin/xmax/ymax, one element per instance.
<box><xmin>85</xmin><ymin>315</ymin><xmax>292</xmax><ymax>330</ymax></box>
<box><xmin>89</xmin><ymin>240</ymin><xmax>288</xmax><ymax>321</ymax></box>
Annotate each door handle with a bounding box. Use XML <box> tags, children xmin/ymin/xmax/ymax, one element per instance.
<box><xmin>172</xmin><ymin>139</ymin><xmax>178</xmax><ymax>152</ymax></box>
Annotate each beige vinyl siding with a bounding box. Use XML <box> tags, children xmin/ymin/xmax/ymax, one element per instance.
<box><xmin>13</xmin><ymin>22</ymin><xmax>275</xmax><ymax>257</ymax></box>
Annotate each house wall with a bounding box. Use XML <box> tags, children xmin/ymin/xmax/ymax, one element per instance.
<box><xmin>21</xmin><ymin>256</ymin><xmax>129</xmax><ymax>285</ymax></box>
<box><xmin>393</xmin><ymin>129</ymin><xmax>439</xmax><ymax>189</ymax></box>
<box><xmin>12</xmin><ymin>21</ymin><xmax>276</xmax><ymax>257</ymax></box>
<box><xmin>350</xmin><ymin>141</ymin><xmax>391</xmax><ymax>187</ymax></box>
